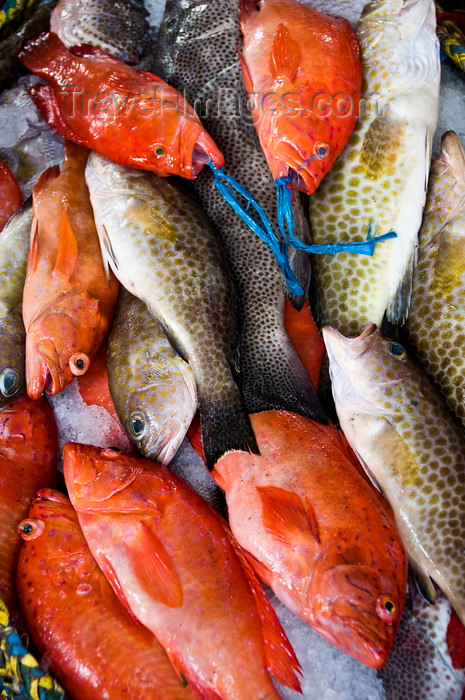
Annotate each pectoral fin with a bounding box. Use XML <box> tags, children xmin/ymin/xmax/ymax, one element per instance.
<box><xmin>127</xmin><ymin>520</ymin><xmax>183</xmax><ymax>608</ymax></box>
<box><xmin>270</xmin><ymin>24</ymin><xmax>300</xmax><ymax>82</ymax></box>
<box><xmin>52</xmin><ymin>206</ymin><xmax>79</xmax><ymax>281</ymax></box>
<box><xmin>409</xmin><ymin>558</ymin><xmax>437</xmax><ymax>604</ymax></box>
<box><xmin>257</xmin><ymin>485</ymin><xmax>320</xmax><ymax>546</ymax></box>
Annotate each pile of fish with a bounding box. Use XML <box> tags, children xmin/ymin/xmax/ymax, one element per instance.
<box><xmin>0</xmin><ymin>0</ymin><xmax>465</xmax><ymax>698</ymax></box>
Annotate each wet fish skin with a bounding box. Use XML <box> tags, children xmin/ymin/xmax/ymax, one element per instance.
<box><xmin>0</xmin><ymin>394</ymin><xmax>57</xmax><ymax>611</ymax></box>
<box><xmin>310</xmin><ymin>0</ymin><xmax>440</xmax><ymax>335</ymax></box>
<box><xmin>50</xmin><ymin>0</ymin><xmax>153</xmax><ymax>64</ymax></box>
<box><xmin>213</xmin><ymin>409</ymin><xmax>407</xmax><ymax>669</ymax></box>
<box><xmin>406</xmin><ymin>131</ymin><xmax>465</xmax><ymax>429</ymax></box>
<box><xmin>86</xmin><ymin>153</ymin><xmax>257</xmax><ymax>470</ymax></box>
<box><xmin>107</xmin><ymin>288</ymin><xmax>197</xmax><ymax>465</ymax></box>
<box><xmin>0</xmin><ymin>198</ymin><xmax>33</xmax><ymax>408</ymax></box>
<box><xmin>323</xmin><ymin>322</ymin><xmax>465</xmax><ymax>627</ymax></box>
<box><xmin>17</xmin><ymin>489</ymin><xmax>198</xmax><ymax>700</ymax></box>
<box><xmin>63</xmin><ymin>442</ymin><xmax>301</xmax><ymax>699</ymax></box>
<box><xmin>0</xmin><ymin>160</ymin><xmax>22</xmax><ymax>231</ymax></box>
<box><xmin>153</xmin><ymin>0</ymin><xmax>327</xmax><ymax>424</ymax></box>
<box><xmin>18</xmin><ymin>31</ymin><xmax>224</xmax><ymax>180</ymax></box>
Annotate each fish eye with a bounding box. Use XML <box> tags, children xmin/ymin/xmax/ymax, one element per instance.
<box><xmin>0</xmin><ymin>368</ymin><xmax>20</xmax><ymax>397</ymax></box>
<box><xmin>314</xmin><ymin>141</ymin><xmax>330</xmax><ymax>159</ymax></box>
<box><xmin>376</xmin><ymin>595</ymin><xmax>397</xmax><ymax>622</ymax></box>
<box><xmin>155</xmin><ymin>147</ymin><xmax>164</xmax><ymax>156</ymax></box>
<box><xmin>389</xmin><ymin>342</ymin><xmax>406</xmax><ymax>359</ymax></box>
<box><xmin>70</xmin><ymin>353</ymin><xmax>90</xmax><ymax>376</ymax></box>
<box><xmin>166</xmin><ymin>18</ymin><xmax>176</xmax><ymax>29</ymax></box>
<box><xmin>18</xmin><ymin>518</ymin><xmax>45</xmax><ymax>540</ymax></box>
<box><xmin>127</xmin><ymin>412</ymin><xmax>146</xmax><ymax>440</ymax></box>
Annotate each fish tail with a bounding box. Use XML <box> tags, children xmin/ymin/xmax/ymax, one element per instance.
<box><xmin>18</xmin><ymin>31</ymin><xmax>68</xmax><ymax>75</ymax></box>
<box><xmin>198</xmin><ymin>390</ymin><xmax>259</xmax><ymax>471</ymax></box>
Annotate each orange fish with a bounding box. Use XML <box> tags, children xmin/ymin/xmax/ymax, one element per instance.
<box><xmin>63</xmin><ymin>442</ymin><xmax>302</xmax><ymax>699</ymax></box>
<box><xmin>239</xmin><ymin>0</ymin><xmax>362</xmax><ymax>194</ymax></box>
<box><xmin>213</xmin><ymin>410</ymin><xmax>408</xmax><ymax>669</ymax></box>
<box><xmin>18</xmin><ymin>32</ymin><xmax>224</xmax><ymax>179</ymax></box>
<box><xmin>0</xmin><ymin>394</ymin><xmax>57</xmax><ymax>611</ymax></box>
<box><xmin>22</xmin><ymin>140</ymin><xmax>119</xmax><ymax>399</ymax></box>
<box><xmin>0</xmin><ymin>160</ymin><xmax>22</xmax><ymax>231</ymax></box>
<box><xmin>17</xmin><ymin>488</ymin><xmax>198</xmax><ymax>700</ymax></box>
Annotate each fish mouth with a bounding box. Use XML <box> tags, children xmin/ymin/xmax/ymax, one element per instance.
<box><xmin>183</xmin><ymin>124</ymin><xmax>225</xmax><ymax>178</ymax></box>
<box><xmin>322</xmin><ymin>323</ymin><xmax>378</xmax><ymax>367</ymax></box>
<box><xmin>26</xmin><ymin>337</ymin><xmax>65</xmax><ymax>399</ymax></box>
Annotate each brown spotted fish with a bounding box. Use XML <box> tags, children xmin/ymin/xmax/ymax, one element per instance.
<box><xmin>310</xmin><ymin>0</ymin><xmax>440</xmax><ymax>335</ymax></box>
<box><xmin>323</xmin><ymin>323</ymin><xmax>465</xmax><ymax>627</ymax></box>
<box><xmin>406</xmin><ymin>131</ymin><xmax>465</xmax><ymax>429</ymax></box>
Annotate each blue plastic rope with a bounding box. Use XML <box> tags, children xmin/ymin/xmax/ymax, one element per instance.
<box><xmin>210</xmin><ymin>163</ymin><xmax>304</xmax><ymax>294</ymax></box>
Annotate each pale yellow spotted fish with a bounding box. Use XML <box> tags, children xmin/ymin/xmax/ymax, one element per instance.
<box><xmin>107</xmin><ymin>288</ymin><xmax>197</xmax><ymax>465</ymax></box>
<box><xmin>323</xmin><ymin>323</ymin><xmax>465</xmax><ymax>627</ymax></box>
<box><xmin>86</xmin><ymin>152</ymin><xmax>258</xmax><ymax>471</ymax></box>
<box><xmin>406</xmin><ymin>131</ymin><xmax>465</xmax><ymax>429</ymax></box>
<box><xmin>310</xmin><ymin>0</ymin><xmax>440</xmax><ymax>335</ymax></box>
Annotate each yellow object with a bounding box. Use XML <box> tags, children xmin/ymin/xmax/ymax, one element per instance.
<box><xmin>436</xmin><ymin>2</ymin><xmax>465</xmax><ymax>73</ymax></box>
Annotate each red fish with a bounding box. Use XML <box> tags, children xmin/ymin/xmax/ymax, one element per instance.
<box><xmin>239</xmin><ymin>0</ymin><xmax>362</xmax><ymax>194</ymax></box>
<box><xmin>0</xmin><ymin>394</ymin><xmax>57</xmax><ymax>611</ymax></box>
<box><xmin>63</xmin><ymin>442</ymin><xmax>302</xmax><ymax>699</ymax></box>
<box><xmin>17</xmin><ymin>489</ymin><xmax>198</xmax><ymax>700</ymax></box>
<box><xmin>0</xmin><ymin>161</ymin><xmax>22</xmax><ymax>231</ymax></box>
<box><xmin>213</xmin><ymin>410</ymin><xmax>408</xmax><ymax>669</ymax></box>
<box><xmin>22</xmin><ymin>140</ymin><xmax>119</xmax><ymax>399</ymax></box>
<box><xmin>18</xmin><ymin>32</ymin><xmax>224</xmax><ymax>179</ymax></box>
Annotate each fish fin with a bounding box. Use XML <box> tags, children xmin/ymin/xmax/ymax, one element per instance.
<box><xmin>28</xmin><ymin>83</ymin><xmax>86</xmax><ymax>146</ymax></box>
<box><xmin>284</xmin><ymin>297</ymin><xmax>325</xmax><ymax>391</ymax></box>
<box><xmin>69</xmin><ymin>44</ymin><xmax>121</xmax><ymax>62</ymax></box>
<box><xmin>33</xmin><ymin>164</ymin><xmax>61</xmax><ymax>198</ymax></box>
<box><xmin>127</xmin><ymin>521</ymin><xmax>183</xmax><ymax>608</ymax></box>
<box><xmin>360</xmin><ymin>117</ymin><xmax>404</xmax><ymax>180</ymax></box>
<box><xmin>409</xmin><ymin>559</ymin><xmax>437</xmax><ymax>605</ymax></box>
<box><xmin>186</xmin><ymin>412</ymin><xmax>206</xmax><ymax>464</ymax></box>
<box><xmin>385</xmin><ymin>247</ymin><xmax>416</xmax><ymax>326</ymax></box>
<box><xmin>270</xmin><ymin>24</ymin><xmax>300</xmax><ymax>82</ymax></box>
<box><xmin>52</xmin><ymin>206</ymin><xmax>79</xmax><ymax>281</ymax></box>
<box><xmin>27</xmin><ymin>217</ymin><xmax>40</xmax><ymax>277</ymax></box>
<box><xmin>226</xmin><ymin>533</ymin><xmax>302</xmax><ymax>691</ymax></box>
<box><xmin>237</xmin><ymin>49</ymin><xmax>254</xmax><ymax>94</ymax></box>
<box><xmin>100</xmin><ymin>223</ymin><xmax>118</xmax><ymax>281</ymax></box>
<box><xmin>257</xmin><ymin>485</ymin><xmax>320</xmax><ymax>546</ymax></box>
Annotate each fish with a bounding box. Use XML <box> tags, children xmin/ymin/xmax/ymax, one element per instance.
<box><xmin>405</xmin><ymin>131</ymin><xmax>465</xmax><ymax>429</ymax></box>
<box><xmin>153</xmin><ymin>0</ymin><xmax>327</xmax><ymax>423</ymax></box>
<box><xmin>86</xmin><ymin>152</ymin><xmax>257</xmax><ymax>470</ymax></box>
<box><xmin>107</xmin><ymin>288</ymin><xmax>197</xmax><ymax>465</ymax></box>
<box><xmin>0</xmin><ymin>75</ymin><xmax>64</xmax><ymax>199</ymax></box>
<box><xmin>17</xmin><ymin>488</ymin><xmax>198</xmax><ymax>700</ymax></box>
<box><xmin>379</xmin><ymin>587</ymin><xmax>465</xmax><ymax>699</ymax></box>
<box><xmin>283</xmin><ymin>297</ymin><xmax>325</xmax><ymax>390</ymax></box>
<box><xmin>0</xmin><ymin>394</ymin><xmax>57</xmax><ymax>611</ymax></box>
<box><xmin>323</xmin><ymin>322</ymin><xmax>465</xmax><ymax>627</ymax></box>
<box><xmin>0</xmin><ymin>197</ymin><xmax>33</xmax><ymax>409</ymax></box>
<box><xmin>213</xmin><ymin>409</ymin><xmax>407</xmax><ymax>669</ymax></box>
<box><xmin>239</xmin><ymin>0</ymin><xmax>362</xmax><ymax>195</ymax></box>
<box><xmin>309</xmin><ymin>0</ymin><xmax>440</xmax><ymax>335</ymax></box>
<box><xmin>22</xmin><ymin>140</ymin><xmax>120</xmax><ymax>399</ymax></box>
<box><xmin>0</xmin><ymin>160</ymin><xmax>22</xmax><ymax>231</ymax></box>
<box><xmin>50</xmin><ymin>0</ymin><xmax>153</xmax><ymax>64</ymax></box>
<box><xmin>0</xmin><ymin>0</ymin><xmax>57</xmax><ymax>92</ymax></box>
<box><xmin>63</xmin><ymin>442</ymin><xmax>302</xmax><ymax>699</ymax></box>
<box><xmin>18</xmin><ymin>31</ymin><xmax>224</xmax><ymax>180</ymax></box>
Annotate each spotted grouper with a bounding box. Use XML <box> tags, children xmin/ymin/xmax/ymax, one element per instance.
<box><xmin>323</xmin><ymin>323</ymin><xmax>465</xmax><ymax>627</ymax></box>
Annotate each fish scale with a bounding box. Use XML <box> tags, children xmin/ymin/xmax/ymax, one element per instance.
<box><xmin>323</xmin><ymin>323</ymin><xmax>465</xmax><ymax>629</ymax></box>
<box><xmin>310</xmin><ymin>0</ymin><xmax>440</xmax><ymax>336</ymax></box>
<box><xmin>153</xmin><ymin>0</ymin><xmax>327</xmax><ymax>424</ymax></box>
<box><xmin>406</xmin><ymin>131</ymin><xmax>465</xmax><ymax>430</ymax></box>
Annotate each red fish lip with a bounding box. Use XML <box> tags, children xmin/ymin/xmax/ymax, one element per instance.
<box><xmin>26</xmin><ymin>337</ymin><xmax>66</xmax><ymax>398</ymax></box>
<box><xmin>181</xmin><ymin>122</ymin><xmax>225</xmax><ymax>178</ymax></box>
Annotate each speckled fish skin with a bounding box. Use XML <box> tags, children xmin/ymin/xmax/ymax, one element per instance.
<box><xmin>50</xmin><ymin>0</ymin><xmax>152</xmax><ymax>64</ymax></box>
<box><xmin>17</xmin><ymin>489</ymin><xmax>198</xmax><ymax>700</ymax></box>
<box><xmin>63</xmin><ymin>442</ymin><xmax>302</xmax><ymax>699</ymax></box>
<box><xmin>406</xmin><ymin>131</ymin><xmax>465</xmax><ymax>429</ymax></box>
<box><xmin>323</xmin><ymin>323</ymin><xmax>465</xmax><ymax>627</ymax></box>
<box><xmin>379</xmin><ymin>588</ymin><xmax>465</xmax><ymax>700</ymax></box>
<box><xmin>0</xmin><ymin>198</ymin><xmax>32</xmax><ymax>408</ymax></box>
<box><xmin>310</xmin><ymin>0</ymin><xmax>440</xmax><ymax>335</ymax></box>
<box><xmin>153</xmin><ymin>0</ymin><xmax>327</xmax><ymax>424</ymax></box>
<box><xmin>107</xmin><ymin>288</ymin><xmax>197</xmax><ymax>465</ymax></box>
<box><xmin>86</xmin><ymin>152</ymin><xmax>257</xmax><ymax>470</ymax></box>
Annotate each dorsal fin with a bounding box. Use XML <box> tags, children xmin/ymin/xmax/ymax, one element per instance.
<box><xmin>270</xmin><ymin>24</ymin><xmax>300</xmax><ymax>82</ymax></box>
<box><xmin>52</xmin><ymin>205</ymin><xmax>79</xmax><ymax>281</ymax></box>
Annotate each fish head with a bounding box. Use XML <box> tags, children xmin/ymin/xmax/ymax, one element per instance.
<box><xmin>323</xmin><ymin>323</ymin><xmax>417</xmax><ymax>417</ymax></box>
<box><xmin>125</xmin><ymin>402</ymin><xmax>195</xmax><ymax>466</ymax></box>
<box><xmin>308</xmin><ymin>531</ymin><xmax>405</xmax><ymax>668</ymax></box>
<box><xmin>25</xmin><ymin>293</ymin><xmax>103</xmax><ymax>398</ymax></box>
<box><xmin>18</xmin><ymin>488</ymin><xmax>87</xmax><ymax>558</ymax></box>
<box><xmin>63</xmin><ymin>442</ymin><xmax>149</xmax><ymax>513</ymax></box>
